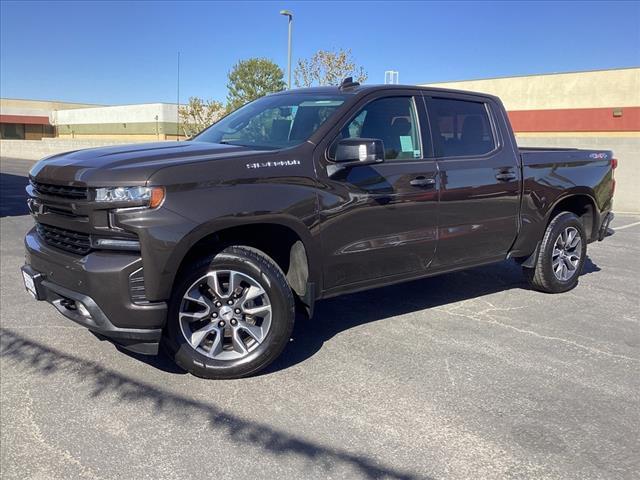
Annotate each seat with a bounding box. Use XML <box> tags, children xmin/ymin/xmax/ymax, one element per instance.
<box><xmin>460</xmin><ymin>116</ymin><xmax>487</xmax><ymax>155</ymax></box>
<box><xmin>387</xmin><ymin>118</ymin><xmax>412</xmax><ymax>158</ymax></box>
<box><xmin>289</xmin><ymin>107</ymin><xmax>320</xmax><ymax>141</ymax></box>
<box><xmin>270</xmin><ymin>119</ymin><xmax>292</xmax><ymax>142</ymax></box>
<box><xmin>361</xmin><ymin>110</ymin><xmax>411</xmax><ymax>159</ymax></box>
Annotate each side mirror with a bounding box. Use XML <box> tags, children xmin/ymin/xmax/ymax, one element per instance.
<box><xmin>333</xmin><ymin>138</ymin><xmax>385</xmax><ymax>166</ymax></box>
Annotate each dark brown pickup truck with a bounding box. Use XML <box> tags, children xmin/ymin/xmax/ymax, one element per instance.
<box><xmin>22</xmin><ymin>79</ymin><xmax>616</xmax><ymax>379</ymax></box>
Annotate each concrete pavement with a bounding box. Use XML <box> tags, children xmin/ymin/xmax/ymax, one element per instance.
<box><xmin>1</xmin><ymin>157</ymin><xmax>639</xmax><ymax>479</ymax></box>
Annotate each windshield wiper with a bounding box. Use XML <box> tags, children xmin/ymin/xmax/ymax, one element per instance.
<box><xmin>217</xmin><ymin>140</ymin><xmax>278</xmax><ymax>150</ymax></box>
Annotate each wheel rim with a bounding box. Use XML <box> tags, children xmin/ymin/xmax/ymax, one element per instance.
<box><xmin>178</xmin><ymin>270</ymin><xmax>272</xmax><ymax>361</ymax></box>
<box><xmin>551</xmin><ymin>226</ymin><xmax>582</xmax><ymax>281</ymax></box>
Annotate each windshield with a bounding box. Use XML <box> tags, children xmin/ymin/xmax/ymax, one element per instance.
<box><xmin>193</xmin><ymin>93</ymin><xmax>347</xmax><ymax>149</ymax></box>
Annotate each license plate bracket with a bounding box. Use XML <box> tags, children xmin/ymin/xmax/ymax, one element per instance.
<box><xmin>21</xmin><ymin>266</ymin><xmax>45</xmax><ymax>300</ymax></box>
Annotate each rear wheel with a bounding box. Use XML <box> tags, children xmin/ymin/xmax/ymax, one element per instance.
<box><xmin>165</xmin><ymin>246</ymin><xmax>295</xmax><ymax>379</ymax></box>
<box><xmin>523</xmin><ymin>211</ymin><xmax>587</xmax><ymax>293</ymax></box>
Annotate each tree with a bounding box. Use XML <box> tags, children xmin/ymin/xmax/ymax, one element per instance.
<box><xmin>226</xmin><ymin>58</ymin><xmax>286</xmax><ymax>112</ymax></box>
<box><xmin>178</xmin><ymin>97</ymin><xmax>226</xmax><ymax>137</ymax></box>
<box><xmin>294</xmin><ymin>48</ymin><xmax>368</xmax><ymax>87</ymax></box>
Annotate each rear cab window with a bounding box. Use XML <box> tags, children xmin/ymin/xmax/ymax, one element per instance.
<box><xmin>427</xmin><ymin>97</ymin><xmax>496</xmax><ymax>158</ymax></box>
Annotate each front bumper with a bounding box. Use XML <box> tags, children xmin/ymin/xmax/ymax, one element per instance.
<box><xmin>23</xmin><ymin>227</ymin><xmax>167</xmax><ymax>354</ymax></box>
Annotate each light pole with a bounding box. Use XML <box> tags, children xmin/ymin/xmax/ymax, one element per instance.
<box><xmin>280</xmin><ymin>10</ymin><xmax>293</xmax><ymax>89</ymax></box>
<box><xmin>176</xmin><ymin>51</ymin><xmax>181</xmax><ymax>140</ymax></box>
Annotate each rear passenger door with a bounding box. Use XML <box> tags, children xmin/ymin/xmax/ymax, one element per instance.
<box><xmin>425</xmin><ymin>94</ymin><xmax>521</xmax><ymax>267</ymax></box>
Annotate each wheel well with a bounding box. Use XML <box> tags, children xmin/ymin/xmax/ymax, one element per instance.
<box><xmin>176</xmin><ymin>223</ymin><xmax>310</xmax><ymax>301</ymax></box>
<box><xmin>549</xmin><ymin>195</ymin><xmax>597</xmax><ymax>240</ymax></box>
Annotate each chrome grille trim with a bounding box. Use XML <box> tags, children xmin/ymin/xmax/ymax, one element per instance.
<box><xmin>128</xmin><ymin>268</ymin><xmax>150</xmax><ymax>305</ymax></box>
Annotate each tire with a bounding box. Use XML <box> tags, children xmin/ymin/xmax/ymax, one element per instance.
<box><xmin>164</xmin><ymin>246</ymin><xmax>295</xmax><ymax>379</ymax></box>
<box><xmin>523</xmin><ymin>211</ymin><xmax>587</xmax><ymax>293</ymax></box>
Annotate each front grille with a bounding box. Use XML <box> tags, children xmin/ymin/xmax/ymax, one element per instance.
<box><xmin>36</xmin><ymin>223</ymin><xmax>91</xmax><ymax>255</ymax></box>
<box><xmin>128</xmin><ymin>268</ymin><xmax>149</xmax><ymax>304</ymax></box>
<box><xmin>31</xmin><ymin>180</ymin><xmax>88</xmax><ymax>200</ymax></box>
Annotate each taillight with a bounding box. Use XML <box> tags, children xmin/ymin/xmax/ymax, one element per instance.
<box><xmin>611</xmin><ymin>158</ymin><xmax>617</xmax><ymax>195</ymax></box>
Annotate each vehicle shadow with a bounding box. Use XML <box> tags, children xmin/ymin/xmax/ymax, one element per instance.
<box><xmin>266</xmin><ymin>257</ymin><xmax>601</xmax><ymax>374</ymax></box>
<box><xmin>0</xmin><ymin>328</ymin><xmax>429</xmax><ymax>480</ymax></box>
<box><xmin>0</xmin><ymin>172</ymin><xmax>29</xmax><ymax>217</ymax></box>
<box><xmin>114</xmin><ymin>344</ymin><xmax>187</xmax><ymax>374</ymax></box>
<box><xmin>120</xmin><ymin>256</ymin><xmax>600</xmax><ymax>376</ymax></box>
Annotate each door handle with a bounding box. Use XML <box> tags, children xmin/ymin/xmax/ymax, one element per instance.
<box><xmin>410</xmin><ymin>176</ymin><xmax>436</xmax><ymax>187</ymax></box>
<box><xmin>495</xmin><ymin>172</ymin><xmax>517</xmax><ymax>181</ymax></box>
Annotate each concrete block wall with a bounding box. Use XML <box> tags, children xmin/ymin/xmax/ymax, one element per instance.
<box><xmin>1</xmin><ymin>137</ymin><xmax>638</xmax><ymax>213</ymax></box>
<box><xmin>0</xmin><ymin>138</ymin><xmax>139</xmax><ymax>160</ymax></box>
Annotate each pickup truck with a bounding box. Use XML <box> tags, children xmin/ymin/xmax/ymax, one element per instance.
<box><xmin>22</xmin><ymin>79</ymin><xmax>616</xmax><ymax>379</ymax></box>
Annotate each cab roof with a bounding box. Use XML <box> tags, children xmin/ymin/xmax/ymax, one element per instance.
<box><xmin>271</xmin><ymin>84</ymin><xmax>501</xmax><ymax>103</ymax></box>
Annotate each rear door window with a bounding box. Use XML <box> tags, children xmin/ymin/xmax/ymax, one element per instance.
<box><xmin>428</xmin><ymin>98</ymin><xmax>496</xmax><ymax>157</ymax></box>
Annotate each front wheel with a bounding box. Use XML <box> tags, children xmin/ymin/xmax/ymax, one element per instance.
<box><xmin>523</xmin><ymin>211</ymin><xmax>587</xmax><ymax>293</ymax></box>
<box><xmin>165</xmin><ymin>246</ymin><xmax>295</xmax><ymax>379</ymax></box>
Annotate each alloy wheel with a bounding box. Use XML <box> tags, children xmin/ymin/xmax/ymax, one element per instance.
<box><xmin>551</xmin><ymin>226</ymin><xmax>582</xmax><ymax>281</ymax></box>
<box><xmin>178</xmin><ymin>270</ymin><xmax>272</xmax><ymax>360</ymax></box>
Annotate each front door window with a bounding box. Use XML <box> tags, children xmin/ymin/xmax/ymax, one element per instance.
<box><xmin>341</xmin><ymin>96</ymin><xmax>423</xmax><ymax>161</ymax></box>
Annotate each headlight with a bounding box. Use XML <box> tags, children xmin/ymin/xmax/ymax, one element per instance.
<box><xmin>94</xmin><ymin>186</ymin><xmax>165</xmax><ymax>208</ymax></box>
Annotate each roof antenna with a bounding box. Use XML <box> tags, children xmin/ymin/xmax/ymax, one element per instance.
<box><xmin>339</xmin><ymin>77</ymin><xmax>360</xmax><ymax>90</ymax></box>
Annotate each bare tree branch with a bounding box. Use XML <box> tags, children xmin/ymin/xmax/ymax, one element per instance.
<box><xmin>294</xmin><ymin>49</ymin><xmax>368</xmax><ymax>87</ymax></box>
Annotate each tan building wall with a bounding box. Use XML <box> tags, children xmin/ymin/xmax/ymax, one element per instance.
<box><xmin>1</xmin><ymin>98</ymin><xmax>102</xmax><ymax>140</ymax></box>
<box><xmin>422</xmin><ymin>67</ymin><xmax>640</xmax><ymax>111</ymax></box>
<box><xmin>423</xmin><ymin>68</ymin><xmax>639</xmax><ymax>212</ymax></box>
<box><xmin>0</xmin><ymin>98</ymin><xmax>100</xmax><ymax>119</ymax></box>
<box><xmin>51</xmin><ymin>103</ymin><xmax>183</xmax><ymax>140</ymax></box>
<box><xmin>0</xmin><ymin>98</ymin><xmax>100</xmax><ymax>111</ymax></box>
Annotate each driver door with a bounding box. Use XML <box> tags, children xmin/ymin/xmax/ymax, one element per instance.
<box><xmin>315</xmin><ymin>92</ymin><xmax>440</xmax><ymax>293</ymax></box>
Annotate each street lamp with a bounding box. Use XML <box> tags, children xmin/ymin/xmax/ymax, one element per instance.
<box><xmin>280</xmin><ymin>10</ymin><xmax>293</xmax><ymax>89</ymax></box>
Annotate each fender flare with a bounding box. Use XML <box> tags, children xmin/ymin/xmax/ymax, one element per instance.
<box><xmin>164</xmin><ymin>214</ymin><xmax>321</xmax><ymax>298</ymax></box>
<box><xmin>543</xmin><ymin>188</ymin><xmax>598</xmax><ymax>224</ymax></box>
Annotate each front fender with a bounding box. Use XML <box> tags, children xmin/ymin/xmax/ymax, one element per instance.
<box><xmin>165</xmin><ymin>212</ymin><xmax>320</xmax><ymax>295</ymax></box>
<box><xmin>116</xmin><ymin>180</ymin><xmax>320</xmax><ymax>302</ymax></box>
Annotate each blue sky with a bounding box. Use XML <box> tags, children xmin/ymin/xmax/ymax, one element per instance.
<box><xmin>1</xmin><ymin>1</ymin><xmax>638</xmax><ymax>105</ymax></box>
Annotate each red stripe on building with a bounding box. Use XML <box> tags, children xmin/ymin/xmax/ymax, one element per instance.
<box><xmin>507</xmin><ymin>106</ymin><xmax>640</xmax><ymax>132</ymax></box>
<box><xmin>0</xmin><ymin>114</ymin><xmax>50</xmax><ymax>125</ymax></box>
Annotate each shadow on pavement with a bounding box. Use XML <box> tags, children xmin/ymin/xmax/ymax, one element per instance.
<box><xmin>27</xmin><ymin>254</ymin><xmax>601</xmax><ymax>377</ymax></box>
<box><xmin>0</xmin><ymin>328</ymin><xmax>429</xmax><ymax>480</ymax></box>
<box><xmin>581</xmin><ymin>256</ymin><xmax>601</xmax><ymax>275</ymax></box>
<box><xmin>114</xmin><ymin>344</ymin><xmax>187</xmax><ymax>374</ymax></box>
<box><xmin>267</xmin><ymin>257</ymin><xmax>600</xmax><ymax>374</ymax></box>
<box><xmin>0</xmin><ymin>172</ymin><xmax>29</xmax><ymax>217</ymax></box>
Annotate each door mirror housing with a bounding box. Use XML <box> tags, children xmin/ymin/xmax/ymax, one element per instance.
<box><xmin>333</xmin><ymin>138</ymin><xmax>385</xmax><ymax>166</ymax></box>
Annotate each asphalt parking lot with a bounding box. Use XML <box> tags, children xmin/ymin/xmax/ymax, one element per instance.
<box><xmin>1</xmin><ymin>156</ymin><xmax>639</xmax><ymax>480</ymax></box>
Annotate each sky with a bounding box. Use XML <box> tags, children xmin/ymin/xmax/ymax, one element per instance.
<box><xmin>1</xmin><ymin>0</ymin><xmax>639</xmax><ymax>105</ymax></box>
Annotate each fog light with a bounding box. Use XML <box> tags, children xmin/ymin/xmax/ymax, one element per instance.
<box><xmin>92</xmin><ymin>238</ymin><xmax>141</xmax><ymax>250</ymax></box>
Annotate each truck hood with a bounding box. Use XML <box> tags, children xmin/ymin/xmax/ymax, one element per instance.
<box><xmin>29</xmin><ymin>141</ymin><xmax>261</xmax><ymax>186</ymax></box>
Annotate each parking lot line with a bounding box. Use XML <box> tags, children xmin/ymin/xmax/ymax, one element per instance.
<box><xmin>614</xmin><ymin>221</ymin><xmax>640</xmax><ymax>230</ymax></box>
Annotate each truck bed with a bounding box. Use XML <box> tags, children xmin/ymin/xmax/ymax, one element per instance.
<box><xmin>518</xmin><ymin>147</ymin><xmax>579</xmax><ymax>152</ymax></box>
<box><xmin>519</xmin><ymin>147</ymin><xmax>613</xmax><ymax>166</ymax></box>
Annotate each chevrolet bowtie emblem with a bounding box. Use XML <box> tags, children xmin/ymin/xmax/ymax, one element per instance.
<box><xmin>27</xmin><ymin>198</ymin><xmax>44</xmax><ymax>215</ymax></box>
